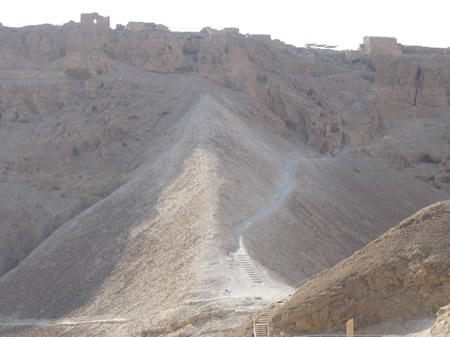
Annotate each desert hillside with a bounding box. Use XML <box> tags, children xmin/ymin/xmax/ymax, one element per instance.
<box><xmin>244</xmin><ymin>154</ymin><xmax>448</xmax><ymax>284</ymax></box>
<box><xmin>227</xmin><ymin>201</ymin><xmax>450</xmax><ymax>336</ymax></box>
<box><xmin>0</xmin><ymin>14</ymin><xmax>449</xmax><ymax>337</ymax></box>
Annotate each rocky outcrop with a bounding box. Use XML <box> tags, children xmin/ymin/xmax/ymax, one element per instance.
<box><xmin>1</xmin><ymin>16</ymin><xmax>448</xmax><ymax>159</ymax></box>
<box><xmin>231</xmin><ymin>201</ymin><xmax>450</xmax><ymax>336</ymax></box>
<box><xmin>227</xmin><ymin>201</ymin><xmax>450</xmax><ymax>336</ymax></box>
<box><xmin>431</xmin><ymin>304</ymin><xmax>450</xmax><ymax>336</ymax></box>
<box><xmin>64</xmin><ymin>50</ymin><xmax>110</xmax><ymax>79</ymax></box>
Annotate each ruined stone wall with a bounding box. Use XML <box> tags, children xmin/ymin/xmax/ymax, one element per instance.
<box><xmin>250</xmin><ymin>34</ymin><xmax>272</xmax><ymax>42</ymax></box>
<box><xmin>201</xmin><ymin>27</ymin><xmax>240</xmax><ymax>37</ymax></box>
<box><xmin>362</xmin><ymin>36</ymin><xmax>402</xmax><ymax>56</ymax></box>
<box><xmin>127</xmin><ymin>22</ymin><xmax>169</xmax><ymax>32</ymax></box>
<box><xmin>401</xmin><ymin>45</ymin><xmax>449</xmax><ymax>54</ymax></box>
<box><xmin>80</xmin><ymin>13</ymin><xmax>110</xmax><ymax>32</ymax></box>
<box><xmin>222</xmin><ymin>28</ymin><xmax>239</xmax><ymax>34</ymax></box>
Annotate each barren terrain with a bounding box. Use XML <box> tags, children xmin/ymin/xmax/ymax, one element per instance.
<box><xmin>228</xmin><ymin>201</ymin><xmax>450</xmax><ymax>336</ymax></box>
<box><xmin>0</xmin><ymin>15</ymin><xmax>449</xmax><ymax>337</ymax></box>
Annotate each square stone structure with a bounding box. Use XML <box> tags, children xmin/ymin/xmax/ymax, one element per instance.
<box><xmin>80</xmin><ymin>13</ymin><xmax>110</xmax><ymax>31</ymax></box>
<box><xmin>362</xmin><ymin>36</ymin><xmax>402</xmax><ymax>56</ymax></box>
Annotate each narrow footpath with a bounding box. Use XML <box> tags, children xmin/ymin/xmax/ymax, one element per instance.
<box><xmin>229</xmin><ymin>157</ymin><xmax>312</xmax><ymax>291</ymax></box>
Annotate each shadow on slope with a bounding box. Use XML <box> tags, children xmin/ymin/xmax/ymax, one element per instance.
<box><xmin>0</xmin><ymin>66</ymin><xmax>211</xmax><ymax>278</ymax></box>
<box><xmin>0</xmin><ymin>81</ymin><xmax>299</xmax><ymax>337</ymax></box>
<box><xmin>0</xmin><ymin>88</ymin><xmax>222</xmax><ymax>330</ymax></box>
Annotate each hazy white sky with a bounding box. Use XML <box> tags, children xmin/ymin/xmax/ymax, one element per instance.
<box><xmin>1</xmin><ymin>0</ymin><xmax>449</xmax><ymax>50</ymax></box>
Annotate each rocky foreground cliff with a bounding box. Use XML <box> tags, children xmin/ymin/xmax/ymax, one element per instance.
<box><xmin>228</xmin><ymin>201</ymin><xmax>450</xmax><ymax>336</ymax></box>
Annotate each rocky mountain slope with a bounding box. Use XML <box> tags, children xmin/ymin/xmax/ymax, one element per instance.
<box><xmin>0</xmin><ymin>14</ymin><xmax>449</xmax><ymax>337</ymax></box>
<box><xmin>1</xmin><ymin>15</ymin><xmax>449</xmax><ymax>280</ymax></box>
<box><xmin>1</xmin><ymin>16</ymin><xmax>449</xmax><ymax>186</ymax></box>
<box><xmin>244</xmin><ymin>154</ymin><xmax>448</xmax><ymax>284</ymax></box>
<box><xmin>228</xmin><ymin>200</ymin><xmax>450</xmax><ymax>336</ymax></box>
<box><xmin>0</xmin><ymin>87</ymin><xmax>291</xmax><ymax>335</ymax></box>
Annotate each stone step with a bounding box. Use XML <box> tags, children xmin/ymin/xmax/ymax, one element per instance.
<box><xmin>235</xmin><ymin>251</ymin><xmax>264</xmax><ymax>284</ymax></box>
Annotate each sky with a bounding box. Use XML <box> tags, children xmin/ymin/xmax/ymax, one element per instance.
<box><xmin>1</xmin><ymin>0</ymin><xmax>449</xmax><ymax>50</ymax></box>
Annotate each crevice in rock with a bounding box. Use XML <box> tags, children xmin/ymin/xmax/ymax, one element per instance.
<box><xmin>413</xmin><ymin>65</ymin><xmax>422</xmax><ymax>106</ymax></box>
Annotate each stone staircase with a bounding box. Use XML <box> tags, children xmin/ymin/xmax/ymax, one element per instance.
<box><xmin>253</xmin><ymin>321</ymin><xmax>269</xmax><ymax>337</ymax></box>
<box><xmin>253</xmin><ymin>300</ymin><xmax>286</xmax><ymax>337</ymax></box>
<box><xmin>235</xmin><ymin>247</ymin><xmax>263</xmax><ymax>283</ymax></box>
<box><xmin>225</xmin><ymin>254</ymin><xmax>234</xmax><ymax>272</ymax></box>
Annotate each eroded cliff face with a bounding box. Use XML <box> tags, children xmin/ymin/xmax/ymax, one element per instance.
<box><xmin>0</xmin><ymin>17</ymin><xmax>448</xmax><ymax>278</ymax></box>
<box><xmin>274</xmin><ymin>201</ymin><xmax>450</xmax><ymax>335</ymax></box>
<box><xmin>1</xmin><ymin>20</ymin><xmax>449</xmax><ymax>181</ymax></box>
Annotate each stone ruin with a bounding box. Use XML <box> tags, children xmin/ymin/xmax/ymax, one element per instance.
<box><xmin>126</xmin><ymin>22</ymin><xmax>169</xmax><ymax>32</ymax></box>
<box><xmin>200</xmin><ymin>27</ymin><xmax>240</xmax><ymax>37</ymax></box>
<box><xmin>72</xmin><ymin>13</ymin><xmax>447</xmax><ymax>63</ymax></box>
<box><xmin>360</xmin><ymin>36</ymin><xmax>402</xmax><ymax>56</ymax></box>
<box><xmin>359</xmin><ymin>36</ymin><xmax>448</xmax><ymax>56</ymax></box>
<box><xmin>80</xmin><ymin>13</ymin><xmax>110</xmax><ymax>31</ymax></box>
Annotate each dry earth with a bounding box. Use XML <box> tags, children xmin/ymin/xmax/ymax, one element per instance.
<box><xmin>0</xmin><ymin>15</ymin><xmax>449</xmax><ymax>337</ymax></box>
<box><xmin>244</xmin><ymin>154</ymin><xmax>448</xmax><ymax>284</ymax></box>
<box><xmin>227</xmin><ymin>201</ymin><xmax>450</xmax><ymax>337</ymax></box>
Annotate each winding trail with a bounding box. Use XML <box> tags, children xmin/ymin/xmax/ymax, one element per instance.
<box><xmin>232</xmin><ymin>157</ymin><xmax>307</xmax><ymax>252</ymax></box>
<box><xmin>231</xmin><ymin>157</ymin><xmax>309</xmax><ymax>285</ymax></box>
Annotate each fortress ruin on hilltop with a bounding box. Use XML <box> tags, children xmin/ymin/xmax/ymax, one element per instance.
<box><xmin>75</xmin><ymin>13</ymin><xmax>448</xmax><ymax>56</ymax></box>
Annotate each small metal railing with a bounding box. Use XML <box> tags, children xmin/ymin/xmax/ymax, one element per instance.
<box><xmin>253</xmin><ymin>315</ymin><xmax>270</xmax><ymax>337</ymax></box>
